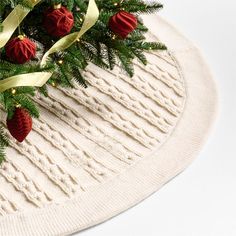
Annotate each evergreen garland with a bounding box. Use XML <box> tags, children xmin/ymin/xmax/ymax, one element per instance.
<box><xmin>0</xmin><ymin>0</ymin><xmax>166</xmax><ymax>164</ymax></box>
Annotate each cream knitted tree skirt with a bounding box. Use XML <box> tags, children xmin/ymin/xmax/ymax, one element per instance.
<box><xmin>0</xmin><ymin>15</ymin><xmax>218</xmax><ymax>236</ymax></box>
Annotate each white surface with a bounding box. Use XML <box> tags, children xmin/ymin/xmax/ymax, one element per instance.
<box><xmin>77</xmin><ymin>1</ymin><xmax>236</xmax><ymax>235</ymax></box>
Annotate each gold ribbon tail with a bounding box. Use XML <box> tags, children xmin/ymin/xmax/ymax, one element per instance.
<box><xmin>0</xmin><ymin>72</ymin><xmax>52</xmax><ymax>93</ymax></box>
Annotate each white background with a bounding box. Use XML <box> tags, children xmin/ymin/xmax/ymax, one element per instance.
<box><xmin>78</xmin><ymin>0</ymin><xmax>236</xmax><ymax>235</ymax></box>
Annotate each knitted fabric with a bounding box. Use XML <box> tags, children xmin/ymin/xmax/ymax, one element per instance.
<box><xmin>0</xmin><ymin>15</ymin><xmax>218</xmax><ymax>236</ymax></box>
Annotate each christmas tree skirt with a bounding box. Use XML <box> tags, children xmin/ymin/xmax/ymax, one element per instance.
<box><xmin>0</xmin><ymin>15</ymin><xmax>218</xmax><ymax>236</ymax></box>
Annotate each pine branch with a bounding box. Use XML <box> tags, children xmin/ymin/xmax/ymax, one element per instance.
<box><xmin>38</xmin><ymin>85</ymin><xmax>48</xmax><ymax>97</ymax></box>
<box><xmin>107</xmin><ymin>47</ymin><xmax>116</xmax><ymax>70</ymax></box>
<box><xmin>117</xmin><ymin>52</ymin><xmax>134</xmax><ymax>77</ymax></box>
<box><xmin>96</xmin><ymin>0</ymin><xmax>163</xmax><ymax>14</ymax></box>
<box><xmin>121</xmin><ymin>1</ymin><xmax>163</xmax><ymax>14</ymax></box>
<box><xmin>13</xmin><ymin>95</ymin><xmax>40</xmax><ymax>118</ymax></box>
<box><xmin>0</xmin><ymin>125</ymin><xmax>9</xmax><ymax>165</ymax></box>
<box><xmin>2</xmin><ymin>89</ymin><xmax>39</xmax><ymax>119</ymax></box>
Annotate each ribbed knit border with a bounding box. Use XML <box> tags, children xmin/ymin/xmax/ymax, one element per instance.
<box><xmin>0</xmin><ymin>15</ymin><xmax>218</xmax><ymax>236</ymax></box>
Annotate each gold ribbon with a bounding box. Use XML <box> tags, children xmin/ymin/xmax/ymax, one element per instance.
<box><xmin>0</xmin><ymin>0</ymin><xmax>99</xmax><ymax>93</ymax></box>
<box><xmin>0</xmin><ymin>72</ymin><xmax>52</xmax><ymax>93</ymax></box>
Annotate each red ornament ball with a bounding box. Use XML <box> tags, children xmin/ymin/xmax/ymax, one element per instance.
<box><xmin>7</xmin><ymin>108</ymin><xmax>32</xmax><ymax>143</ymax></box>
<box><xmin>5</xmin><ymin>36</ymin><xmax>36</xmax><ymax>64</ymax></box>
<box><xmin>109</xmin><ymin>11</ymin><xmax>138</xmax><ymax>39</ymax></box>
<box><xmin>43</xmin><ymin>5</ymin><xmax>74</xmax><ymax>37</ymax></box>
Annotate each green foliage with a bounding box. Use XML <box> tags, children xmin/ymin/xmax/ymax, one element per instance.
<box><xmin>1</xmin><ymin>88</ymin><xmax>39</xmax><ymax>119</ymax></box>
<box><xmin>96</xmin><ymin>0</ymin><xmax>163</xmax><ymax>14</ymax></box>
<box><xmin>0</xmin><ymin>125</ymin><xmax>9</xmax><ymax>164</ymax></box>
<box><xmin>0</xmin><ymin>61</ymin><xmax>54</xmax><ymax>80</ymax></box>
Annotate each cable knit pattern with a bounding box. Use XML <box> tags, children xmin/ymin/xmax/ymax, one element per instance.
<box><xmin>33</xmin><ymin>118</ymin><xmax>116</xmax><ymax>181</ymax></box>
<box><xmin>0</xmin><ymin>48</ymin><xmax>186</xmax><ymax>212</ymax></box>
<box><xmin>0</xmin><ymin>32</ymin><xmax>187</xmax><ymax>229</ymax></box>
<box><xmin>33</xmin><ymin>95</ymin><xmax>142</xmax><ymax>162</ymax></box>
<box><xmin>0</xmin><ymin>160</ymin><xmax>52</xmax><ymax>207</ymax></box>
<box><xmin>0</xmin><ymin>192</ymin><xmax>18</xmax><ymax>216</ymax></box>
<box><xmin>0</xmin><ymin>50</ymin><xmax>185</xmax><ymax>209</ymax></box>
<box><xmin>0</xmin><ymin>15</ymin><xmax>219</xmax><ymax>236</ymax></box>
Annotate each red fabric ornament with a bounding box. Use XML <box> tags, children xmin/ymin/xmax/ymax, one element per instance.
<box><xmin>7</xmin><ymin>108</ymin><xmax>32</xmax><ymax>143</ymax></box>
<box><xmin>5</xmin><ymin>36</ymin><xmax>36</xmax><ymax>64</ymax></box>
<box><xmin>109</xmin><ymin>11</ymin><xmax>138</xmax><ymax>39</ymax></box>
<box><xmin>43</xmin><ymin>6</ymin><xmax>74</xmax><ymax>37</ymax></box>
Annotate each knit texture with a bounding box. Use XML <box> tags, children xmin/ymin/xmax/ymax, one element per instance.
<box><xmin>0</xmin><ymin>15</ymin><xmax>218</xmax><ymax>236</ymax></box>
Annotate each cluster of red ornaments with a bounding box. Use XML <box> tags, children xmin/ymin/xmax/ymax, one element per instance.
<box><xmin>5</xmin><ymin>5</ymin><xmax>75</xmax><ymax>65</ymax></box>
<box><xmin>5</xmin><ymin>8</ymin><xmax>137</xmax><ymax>65</ymax></box>
<box><xmin>5</xmin><ymin>6</ymin><xmax>138</xmax><ymax>142</ymax></box>
<box><xmin>5</xmin><ymin>5</ymin><xmax>75</xmax><ymax>142</ymax></box>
